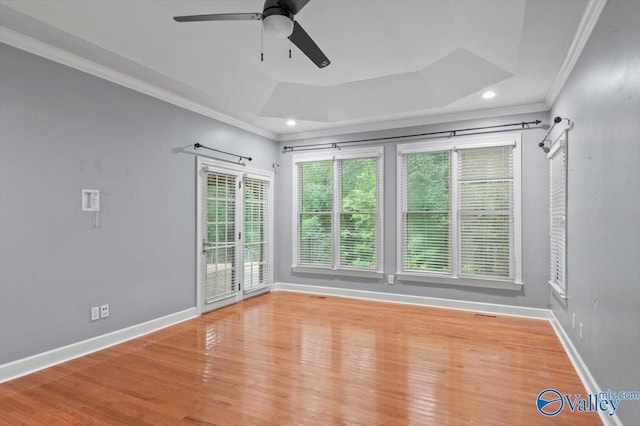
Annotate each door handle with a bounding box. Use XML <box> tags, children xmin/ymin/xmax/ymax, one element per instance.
<box><xmin>202</xmin><ymin>239</ymin><xmax>215</xmax><ymax>255</ymax></box>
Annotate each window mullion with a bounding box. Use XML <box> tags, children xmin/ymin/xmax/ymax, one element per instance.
<box><xmin>451</xmin><ymin>149</ymin><xmax>459</xmax><ymax>279</ymax></box>
<box><xmin>333</xmin><ymin>158</ymin><xmax>340</xmax><ymax>270</ymax></box>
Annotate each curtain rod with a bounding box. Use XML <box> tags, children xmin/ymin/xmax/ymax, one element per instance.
<box><xmin>194</xmin><ymin>143</ymin><xmax>253</xmax><ymax>164</ymax></box>
<box><xmin>282</xmin><ymin>120</ymin><xmax>543</xmax><ymax>153</ymax></box>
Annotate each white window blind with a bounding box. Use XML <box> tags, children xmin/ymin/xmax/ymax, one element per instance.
<box><xmin>244</xmin><ymin>177</ymin><xmax>271</xmax><ymax>291</ymax></box>
<box><xmin>401</xmin><ymin>151</ymin><xmax>451</xmax><ymax>274</ymax></box>
<box><xmin>397</xmin><ymin>134</ymin><xmax>521</xmax><ymax>287</ymax></box>
<box><xmin>549</xmin><ymin>140</ymin><xmax>567</xmax><ymax>296</ymax></box>
<box><xmin>294</xmin><ymin>148</ymin><xmax>383</xmax><ymax>274</ymax></box>
<box><xmin>458</xmin><ymin>146</ymin><xmax>514</xmax><ymax>279</ymax></box>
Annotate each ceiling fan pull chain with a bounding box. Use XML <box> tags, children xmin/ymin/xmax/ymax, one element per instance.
<box><xmin>289</xmin><ymin>32</ymin><xmax>292</xmax><ymax>59</ymax></box>
<box><xmin>261</xmin><ymin>24</ymin><xmax>264</xmax><ymax>62</ymax></box>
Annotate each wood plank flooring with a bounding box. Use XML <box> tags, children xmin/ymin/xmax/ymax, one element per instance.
<box><xmin>0</xmin><ymin>292</ymin><xmax>601</xmax><ymax>425</ymax></box>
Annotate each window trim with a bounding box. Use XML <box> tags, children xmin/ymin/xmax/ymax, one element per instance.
<box><xmin>291</xmin><ymin>146</ymin><xmax>384</xmax><ymax>277</ymax></box>
<box><xmin>396</xmin><ymin>133</ymin><xmax>522</xmax><ymax>290</ymax></box>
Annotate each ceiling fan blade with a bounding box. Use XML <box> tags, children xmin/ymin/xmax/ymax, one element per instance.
<box><xmin>288</xmin><ymin>21</ymin><xmax>330</xmax><ymax>68</ymax></box>
<box><xmin>278</xmin><ymin>0</ymin><xmax>311</xmax><ymax>15</ymax></box>
<box><xmin>173</xmin><ymin>13</ymin><xmax>262</xmax><ymax>22</ymax></box>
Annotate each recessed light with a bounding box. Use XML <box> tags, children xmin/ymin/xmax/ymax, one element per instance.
<box><xmin>286</xmin><ymin>119</ymin><xmax>297</xmax><ymax>127</ymax></box>
<box><xmin>482</xmin><ymin>91</ymin><xmax>496</xmax><ymax>99</ymax></box>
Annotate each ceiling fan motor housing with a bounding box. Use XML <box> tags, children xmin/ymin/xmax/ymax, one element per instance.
<box><xmin>263</xmin><ymin>0</ymin><xmax>295</xmax><ymax>38</ymax></box>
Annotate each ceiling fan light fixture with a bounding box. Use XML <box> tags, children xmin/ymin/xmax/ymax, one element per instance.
<box><xmin>286</xmin><ymin>119</ymin><xmax>297</xmax><ymax>127</ymax></box>
<box><xmin>263</xmin><ymin>14</ymin><xmax>294</xmax><ymax>38</ymax></box>
<box><xmin>482</xmin><ymin>91</ymin><xmax>496</xmax><ymax>99</ymax></box>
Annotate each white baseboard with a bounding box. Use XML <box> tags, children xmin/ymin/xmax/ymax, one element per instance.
<box><xmin>272</xmin><ymin>282</ymin><xmax>552</xmax><ymax>320</ymax></box>
<box><xmin>0</xmin><ymin>307</ymin><xmax>197</xmax><ymax>383</ymax></box>
<box><xmin>549</xmin><ymin>312</ymin><xmax>622</xmax><ymax>426</ymax></box>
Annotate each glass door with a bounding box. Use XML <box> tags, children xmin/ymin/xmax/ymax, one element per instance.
<box><xmin>243</xmin><ymin>177</ymin><xmax>271</xmax><ymax>293</ymax></box>
<box><xmin>202</xmin><ymin>171</ymin><xmax>242</xmax><ymax>313</ymax></box>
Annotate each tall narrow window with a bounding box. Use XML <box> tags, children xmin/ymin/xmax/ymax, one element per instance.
<box><xmin>339</xmin><ymin>158</ymin><xmax>379</xmax><ymax>269</ymax></box>
<box><xmin>298</xmin><ymin>161</ymin><xmax>334</xmax><ymax>266</ymax></box>
<box><xmin>458</xmin><ymin>146</ymin><xmax>514</xmax><ymax>279</ymax></box>
<box><xmin>294</xmin><ymin>147</ymin><xmax>383</xmax><ymax>275</ymax></box>
<box><xmin>398</xmin><ymin>134</ymin><xmax>521</xmax><ymax>288</ymax></box>
<box><xmin>402</xmin><ymin>151</ymin><xmax>451</xmax><ymax>274</ymax></box>
<box><xmin>549</xmin><ymin>138</ymin><xmax>567</xmax><ymax>297</ymax></box>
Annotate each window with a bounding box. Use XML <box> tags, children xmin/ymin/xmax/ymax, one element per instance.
<box><xmin>293</xmin><ymin>147</ymin><xmax>383</xmax><ymax>276</ymax></box>
<box><xmin>397</xmin><ymin>134</ymin><xmax>522</xmax><ymax>289</ymax></box>
<box><xmin>548</xmin><ymin>138</ymin><xmax>567</xmax><ymax>298</ymax></box>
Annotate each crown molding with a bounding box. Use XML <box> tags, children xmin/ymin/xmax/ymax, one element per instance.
<box><xmin>3</xmin><ymin>0</ymin><xmax>601</xmax><ymax>146</ymax></box>
<box><xmin>0</xmin><ymin>26</ymin><xmax>278</xmax><ymax>141</ymax></box>
<box><xmin>277</xmin><ymin>102</ymin><xmax>549</xmax><ymax>142</ymax></box>
<box><xmin>544</xmin><ymin>0</ymin><xmax>608</xmax><ymax>107</ymax></box>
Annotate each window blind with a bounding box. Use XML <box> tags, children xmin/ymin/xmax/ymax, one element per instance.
<box><xmin>244</xmin><ymin>177</ymin><xmax>270</xmax><ymax>290</ymax></box>
<box><xmin>457</xmin><ymin>146</ymin><xmax>514</xmax><ymax>279</ymax></box>
<box><xmin>549</xmin><ymin>142</ymin><xmax>567</xmax><ymax>293</ymax></box>
<box><xmin>401</xmin><ymin>151</ymin><xmax>451</xmax><ymax>274</ymax></box>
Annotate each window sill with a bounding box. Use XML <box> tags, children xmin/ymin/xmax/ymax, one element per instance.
<box><xmin>397</xmin><ymin>272</ymin><xmax>523</xmax><ymax>290</ymax></box>
<box><xmin>292</xmin><ymin>266</ymin><xmax>383</xmax><ymax>279</ymax></box>
<box><xmin>549</xmin><ymin>281</ymin><xmax>567</xmax><ymax>300</ymax></box>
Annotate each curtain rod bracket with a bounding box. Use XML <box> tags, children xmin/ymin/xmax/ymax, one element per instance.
<box><xmin>538</xmin><ymin>116</ymin><xmax>571</xmax><ymax>152</ymax></box>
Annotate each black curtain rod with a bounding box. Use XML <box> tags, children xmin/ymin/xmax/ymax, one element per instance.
<box><xmin>194</xmin><ymin>143</ymin><xmax>252</xmax><ymax>162</ymax></box>
<box><xmin>282</xmin><ymin>120</ymin><xmax>542</xmax><ymax>152</ymax></box>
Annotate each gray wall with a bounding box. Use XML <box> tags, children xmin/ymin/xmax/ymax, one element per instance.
<box><xmin>549</xmin><ymin>0</ymin><xmax>640</xmax><ymax>424</ymax></box>
<box><xmin>275</xmin><ymin>111</ymin><xmax>552</xmax><ymax>308</ymax></box>
<box><xmin>0</xmin><ymin>43</ymin><xmax>278</xmax><ymax>364</ymax></box>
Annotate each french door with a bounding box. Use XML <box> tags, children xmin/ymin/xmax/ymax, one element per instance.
<box><xmin>197</xmin><ymin>159</ymin><xmax>273</xmax><ymax>314</ymax></box>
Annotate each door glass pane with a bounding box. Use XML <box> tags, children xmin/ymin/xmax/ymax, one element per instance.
<box><xmin>205</xmin><ymin>173</ymin><xmax>237</xmax><ymax>302</ymax></box>
<box><xmin>244</xmin><ymin>178</ymin><xmax>269</xmax><ymax>291</ymax></box>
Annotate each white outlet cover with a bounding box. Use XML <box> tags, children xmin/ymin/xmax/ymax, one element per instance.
<box><xmin>100</xmin><ymin>304</ymin><xmax>109</xmax><ymax>318</ymax></box>
<box><xmin>579</xmin><ymin>323</ymin><xmax>583</xmax><ymax>339</ymax></box>
<box><xmin>91</xmin><ymin>307</ymin><xmax>100</xmax><ymax>321</ymax></box>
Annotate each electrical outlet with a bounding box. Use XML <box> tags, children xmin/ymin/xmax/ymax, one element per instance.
<box><xmin>572</xmin><ymin>313</ymin><xmax>576</xmax><ymax>329</ymax></box>
<box><xmin>100</xmin><ymin>304</ymin><xmax>109</xmax><ymax>319</ymax></box>
<box><xmin>579</xmin><ymin>322</ymin><xmax>583</xmax><ymax>340</ymax></box>
<box><xmin>91</xmin><ymin>307</ymin><xmax>100</xmax><ymax>321</ymax></box>
<box><xmin>387</xmin><ymin>275</ymin><xmax>394</xmax><ymax>284</ymax></box>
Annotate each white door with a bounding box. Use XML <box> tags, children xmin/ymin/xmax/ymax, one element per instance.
<box><xmin>201</xmin><ymin>170</ymin><xmax>243</xmax><ymax>313</ymax></box>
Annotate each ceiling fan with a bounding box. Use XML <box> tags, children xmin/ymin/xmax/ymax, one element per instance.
<box><xmin>173</xmin><ymin>0</ymin><xmax>330</xmax><ymax>69</ymax></box>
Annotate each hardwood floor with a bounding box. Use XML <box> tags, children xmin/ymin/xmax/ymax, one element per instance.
<box><xmin>0</xmin><ymin>292</ymin><xmax>600</xmax><ymax>425</ymax></box>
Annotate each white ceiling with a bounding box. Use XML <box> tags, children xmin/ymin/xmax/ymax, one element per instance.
<box><xmin>0</xmin><ymin>0</ymin><xmax>590</xmax><ymax>140</ymax></box>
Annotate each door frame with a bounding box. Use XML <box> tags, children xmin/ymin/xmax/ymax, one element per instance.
<box><xmin>196</xmin><ymin>156</ymin><xmax>274</xmax><ymax>315</ymax></box>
